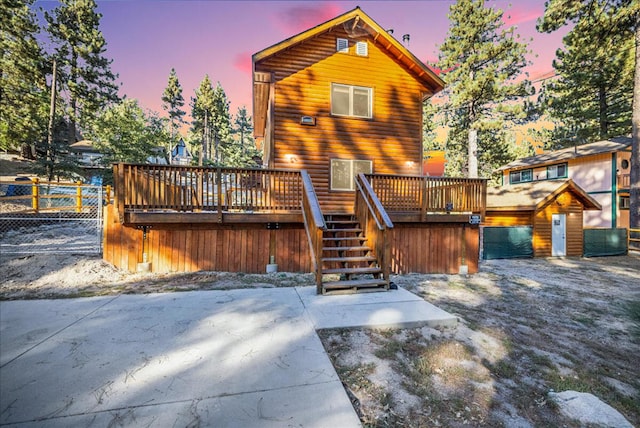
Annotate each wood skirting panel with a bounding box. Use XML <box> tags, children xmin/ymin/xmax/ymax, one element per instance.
<box><xmin>388</xmin><ymin>223</ymin><xmax>479</xmax><ymax>274</ymax></box>
<box><xmin>104</xmin><ymin>205</ymin><xmax>311</xmax><ymax>274</ymax></box>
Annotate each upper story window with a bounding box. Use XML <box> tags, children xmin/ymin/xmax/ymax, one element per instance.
<box><xmin>510</xmin><ymin>169</ymin><xmax>532</xmax><ymax>184</ymax></box>
<box><xmin>331</xmin><ymin>83</ymin><xmax>372</xmax><ymax>119</ymax></box>
<box><xmin>336</xmin><ymin>38</ymin><xmax>349</xmax><ymax>53</ymax></box>
<box><xmin>547</xmin><ymin>163</ymin><xmax>567</xmax><ymax>179</ymax></box>
<box><xmin>355</xmin><ymin>41</ymin><xmax>368</xmax><ymax>56</ymax></box>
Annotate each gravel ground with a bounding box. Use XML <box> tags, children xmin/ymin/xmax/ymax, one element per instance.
<box><xmin>1</xmin><ymin>252</ymin><xmax>638</xmax><ymax>427</ymax></box>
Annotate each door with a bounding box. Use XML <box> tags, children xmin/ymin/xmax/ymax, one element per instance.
<box><xmin>551</xmin><ymin>213</ymin><xmax>566</xmax><ymax>256</ymax></box>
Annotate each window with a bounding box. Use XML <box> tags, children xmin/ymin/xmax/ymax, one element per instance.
<box><xmin>330</xmin><ymin>159</ymin><xmax>372</xmax><ymax>191</ymax></box>
<box><xmin>331</xmin><ymin>84</ymin><xmax>372</xmax><ymax>118</ymax></box>
<box><xmin>547</xmin><ymin>163</ymin><xmax>567</xmax><ymax>179</ymax></box>
<box><xmin>336</xmin><ymin>38</ymin><xmax>349</xmax><ymax>53</ymax></box>
<box><xmin>509</xmin><ymin>169</ymin><xmax>533</xmax><ymax>184</ymax></box>
<box><xmin>620</xmin><ymin>196</ymin><xmax>630</xmax><ymax>210</ymax></box>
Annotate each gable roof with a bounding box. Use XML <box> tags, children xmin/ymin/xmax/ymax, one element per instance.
<box><xmin>497</xmin><ymin>136</ymin><xmax>632</xmax><ymax>171</ymax></box>
<box><xmin>487</xmin><ymin>179</ymin><xmax>601</xmax><ymax>211</ymax></box>
<box><xmin>252</xmin><ymin>7</ymin><xmax>445</xmax><ymax>139</ymax></box>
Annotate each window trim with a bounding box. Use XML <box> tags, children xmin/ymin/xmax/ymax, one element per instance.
<box><xmin>509</xmin><ymin>168</ymin><xmax>533</xmax><ymax>184</ymax></box>
<box><xmin>620</xmin><ymin>196</ymin><xmax>630</xmax><ymax>210</ymax></box>
<box><xmin>547</xmin><ymin>163</ymin><xmax>568</xmax><ymax>179</ymax></box>
<box><xmin>330</xmin><ymin>83</ymin><xmax>373</xmax><ymax>119</ymax></box>
<box><xmin>330</xmin><ymin>158</ymin><xmax>373</xmax><ymax>191</ymax></box>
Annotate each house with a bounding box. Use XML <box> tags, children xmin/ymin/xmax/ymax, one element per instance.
<box><xmin>483</xmin><ymin>180</ymin><xmax>601</xmax><ymax>259</ymax></box>
<box><xmin>252</xmin><ymin>6</ymin><xmax>445</xmax><ymax>213</ymax></box>
<box><xmin>497</xmin><ymin>136</ymin><xmax>632</xmax><ymax>229</ymax></box>
<box><xmin>170</xmin><ymin>139</ymin><xmax>192</xmax><ymax>165</ymax></box>
<box><xmin>103</xmin><ymin>7</ymin><xmax>487</xmax><ymax>294</ymax></box>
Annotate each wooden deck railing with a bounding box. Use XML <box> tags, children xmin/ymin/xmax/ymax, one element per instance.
<box><xmin>300</xmin><ymin>170</ymin><xmax>326</xmax><ymax>293</ymax></box>
<box><xmin>354</xmin><ymin>173</ymin><xmax>393</xmax><ymax>285</ymax></box>
<box><xmin>113</xmin><ymin>163</ymin><xmax>303</xmax><ymax>221</ymax></box>
<box><xmin>366</xmin><ymin>174</ymin><xmax>487</xmax><ymax>220</ymax></box>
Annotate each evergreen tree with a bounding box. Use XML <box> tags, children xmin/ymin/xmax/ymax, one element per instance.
<box><xmin>211</xmin><ymin>82</ymin><xmax>233</xmax><ymax>165</ymax></box>
<box><xmin>161</xmin><ymin>68</ymin><xmax>186</xmax><ymax>141</ymax></box>
<box><xmin>89</xmin><ymin>99</ymin><xmax>165</xmax><ymax>165</ymax></box>
<box><xmin>190</xmin><ymin>75</ymin><xmax>216</xmax><ymax>164</ymax></box>
<box><xmin>0</xmin><ymin>0</ymin><xmax>48</xmax><ymax>151</ymax></box>
<box><xmin>229</xmin><ymin>106</ymin><xmax>261</xmax><ymax>167</ymax></box>
<box><xmin>538</xmin><ymin>0</ymin><xmax>639</xmax><ymax>233</ymax></box>
<box><xmin>435</xmin><ymin>0</ymin><xmax>532</xmax><ymax>178</ymax></box>
<box><xmin>44</xmin><ymin>0</ymin><xmax>119</xmax><ymax>143</ymax></box>
<box><xmin>538</xmin><ymin>0</ymin><xmax>634</xmax><ymax>145</ymax></box>
<box><xmin>31</xmin><ymin>117</ymin><xmax>82</xmax><ymax>182</ymax></box>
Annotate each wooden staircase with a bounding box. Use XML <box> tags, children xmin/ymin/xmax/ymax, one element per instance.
<box><xmin>319</xmin><ymin>214</ymin><xmax>390</xmax><ymax>295</ymax></box>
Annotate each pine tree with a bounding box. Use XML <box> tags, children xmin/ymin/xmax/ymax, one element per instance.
<box><xmin>44</xmin><ymin>0</ymin><xmax>119</xmax><ymax>143</ymax></box>
<box><xmin>190</xmin><ymin>75</ymin><xmax>215</xmax><ymax>164</ymax></box>
<box><xmin>538</xmin><ymin>0</ymin><xmax>634</xmax><ymax>145</ymax></box>
<box><xmin>229</xmin><ymin>106</ymin><xmax>260</xmax><ymax>166</ymax></box>
<box><xmin>161</xmin><ymin>68</ymin><xmax>186</xmax><ymax>142</ymax></box>
<box><xmin>538</xmin><ymin>0</ymin><xmax>639</xmax><ymax>233</ymax></box>
<box><xmin>0</xmin><ymin>0</ymin><xmax>48</xmax><ymax>151</ymax></box>
<box><xmin>211</xmin><ymin>82</ymin><xmax>233</xmax><ymax>165</ymax></box>
<box><xmin>435</xmin><ymin>0</ymin><xmax>532</xmax><ymax>178</ymax></box>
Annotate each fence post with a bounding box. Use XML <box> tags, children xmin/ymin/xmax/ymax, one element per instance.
<box><xmin>31</xmin><ymin>178</ymin><xmax>39</xmax><ymax>213</ymax></box>
<box><xmin>105</xmin><ymin>185</ymin><xmax>111</xmax><ymax>204</ymax></box>
<box><xmin>76</xmin><ymin>181</ymin><xmax>83</xmax><ymax>213</ymax></box>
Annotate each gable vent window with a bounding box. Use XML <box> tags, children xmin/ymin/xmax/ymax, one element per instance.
<box><xmin>336</xmin><ymin>38</ymin><xmax>349</xmax><ymax>53</ymax></box>
<box><xmin>356</xmin><ymin>41</ymin><xmax>368</xmax><ymax>56</ymax></box>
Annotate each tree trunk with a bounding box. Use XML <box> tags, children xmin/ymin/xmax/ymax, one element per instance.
<box><xmin>468</xmin><ymin>128</ymin><xmax>479</xmax><ymax>178</ymax></box>
<box><xmin>630</xmin><ymin>14</ymin><xmax>640</xmax><ymax>230</ymax></box>
<box><xmin>598</xmin><ymin>85</ymin><xmax>608</xmax><ymax>139</ymax></box>
<box><xmin>46</xmin><ymin>59</ymin><xmax>57</xmax><ymax>183</ymax></box>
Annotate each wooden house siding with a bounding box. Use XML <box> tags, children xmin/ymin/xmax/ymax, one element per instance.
<box><xmin>484</xmin><ymin>211</ymin><xmax>532</xmax><ymax>227</ymax></box>
<box><xmin>256</xmin><ymin>28</ymin><xmax>428</xmax><ymax>213</ymax></box>
<box><xmin>533</xmin><ymin>194</ymin><xmax>585</xmax><ymax>257</ymax></box>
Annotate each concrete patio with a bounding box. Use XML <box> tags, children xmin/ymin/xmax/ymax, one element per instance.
<box><xmin>0</xmin><ymin>286</ymin><xmax>456</xmax><ymax>427</ymax></box>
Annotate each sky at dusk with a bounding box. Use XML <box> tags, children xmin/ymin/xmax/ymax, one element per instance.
<box><xmin>35</xmin><ymin>0</ymin><xmax>569</xmax><ymax>124</ymax></box>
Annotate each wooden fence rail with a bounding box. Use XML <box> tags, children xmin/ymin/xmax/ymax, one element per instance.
<box><xmin>366</xmin><ymin>174</ymin><xmax>487</xmax><ymax>219</ymax></box>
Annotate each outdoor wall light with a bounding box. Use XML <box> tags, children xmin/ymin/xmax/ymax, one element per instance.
<box><xmin>446</xmin><ymin>202</ymin><xmax>454</xmax><ymax>212</ymax></box>
<box><xmin>285</xmin><ymin>154</ymin><xmax>297</xmax><ymax>163</ymax></box>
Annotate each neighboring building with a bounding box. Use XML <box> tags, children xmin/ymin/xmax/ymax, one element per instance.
<box><xmin>497</xmin><ymin>136</ymin><xmax>632</xmax><ymax>228</ymax></box>
<box><xmin>252</xmin><ymin>6</ymin><xmax>444</xmax><ymax>212</ymax></box>
<box><xmin>484</xmin><ymin>180</ymin><xmax>601</xmax><ymax>258</ymax></box>
<box><xmin>170</xmin><ymin>139</ymin><xmax>192</xmax><ymax>165</ymax></box>
<box><xmin>69</xmin><ymin>140</ymin><xmax>103</xmax><ymax>167</ymax></box>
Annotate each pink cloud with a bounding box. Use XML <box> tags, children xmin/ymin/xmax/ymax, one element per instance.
<box><xmin>272</xmin><ymin>2</ymin><xmax>344</xmax><ymax>35</ymax></box>
<box><xmin>233</xmin><ymin>52</ymin><xmax>253</xmax><ymax>75</ymax></box>
<box><xmin>502</xmin><ymin>4</ymin><xmax>543</xmax><ymax>26</ymax></box>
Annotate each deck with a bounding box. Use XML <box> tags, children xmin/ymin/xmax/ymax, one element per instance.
<box><xmin>106</xmin><ymin>164</ymin><xmax>487</xmax><ymax>283</ymax></box>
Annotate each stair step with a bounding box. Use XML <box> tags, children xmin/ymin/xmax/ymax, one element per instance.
<box><xmin>323</xmin><ymin>236</ymin><xmax>366</xmax><ymax>242</ymax></box>
<box><xmin>325</xmin><ymin>220</ymin><xmax>358</xmax><ymax>225</ymax></box>
<box><xmin>322</xmin><ymin>256</ymin><xmax>377</xmax><ymax>263</ymax></box>
<box><xmin>327</xmin><ymin>227</ymin><xmax>361</xmax><ymax>231</ymax></box>
<box><xmin>322</xmin><ymin>267</ymin><xmax>383</xmax><ymax>275</ymax></box>
<box><xmin>322</xmin><ymin>246</ymin><xmax>371</xmax><ymax>252</ymax></box>
<box><xmin>322</xmin><ymin>278</ymin><xmax>389</xmax><ymax>290</ymax></box>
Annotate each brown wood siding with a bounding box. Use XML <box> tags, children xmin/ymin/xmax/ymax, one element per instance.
<box><xmin>256</xmin><ymin>28</ymin><xmax>428</xmax><ymax>212</ymax></box>
<box><xmin>389</xmin><ymin>223</ymin><xmax>479</xmax><ymax>274</ymax></box>
<box><xmin>484</xmin><ymin>210</ymin><xmax>533</xmax><ymax>226</ymax></box>
<box><xmin>533</xmin><ymin>192</ymin><xmax>585</xmax><ymax>257</ymax></box>
<box><xmin>104</xmin><ymin>206</ymin><xmax>311</xmax><ymax>273</ymax></box>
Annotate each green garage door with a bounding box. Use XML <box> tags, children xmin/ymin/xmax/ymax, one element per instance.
<box><xmin>483</xmin><ymin>227</ymin><xmax>533</xmax><ymax>260</ymax></box>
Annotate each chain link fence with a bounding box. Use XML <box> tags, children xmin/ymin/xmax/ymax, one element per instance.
<box><xmin>0</xmin><ymin>180</ymin><xmax>103</xmax><ymax>255</ymax></box>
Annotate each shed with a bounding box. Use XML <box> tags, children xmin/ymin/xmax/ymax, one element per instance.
<box><xmin>484</xmin><ymin>180</ymin><xmax>601</xmax><ymax>258</ymax></box>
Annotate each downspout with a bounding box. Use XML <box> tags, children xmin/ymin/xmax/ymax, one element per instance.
<box><xmin>612</xmin><ymin>153</ymin><xmax>617</xmax><ymax>228</ymax></box>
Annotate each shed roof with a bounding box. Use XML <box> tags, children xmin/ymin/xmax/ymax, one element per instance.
<box><xmin>497</xmin><ymin>136</ymin><xmax>632</xmax><ymax>172</ymax></box>
<box><xmin>487</xmin><ymin>179</ymin><xmax>601</xmax><ymax>212</ymax></box>
<box><xmin>252</xmin><ymin>7</ymin><xmax>445</xmax><ymax>139</ymax></box>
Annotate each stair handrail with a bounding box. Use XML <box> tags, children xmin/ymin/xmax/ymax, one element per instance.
<box><xmin>300</xmin><ymin>170</ymin><xmax>326</xmax><ymax>293</ymax></box>
<box><xmin>354</xmin><ymin>173</ymin><xmax>393</xmax><ymax>286</ymax></box>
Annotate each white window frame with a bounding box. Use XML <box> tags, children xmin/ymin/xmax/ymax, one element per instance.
<box><xmin>510</xmin><ymin>169</ymin><xmax>533</xmax><ymax>184</ymax></box>
<box><xmin>330</xmin><ymin>159</ymin><xmax>373</xmax><ymax>191</ymax></box>
<box><xmin>355</xmin><ymin>41</ymin><xmax>368</xmax><ymax>56</ymax></box>
<box><xmin>331</xmin><ymin>83</ymin><xmax>373</xmax><ymax>119</ymax></box>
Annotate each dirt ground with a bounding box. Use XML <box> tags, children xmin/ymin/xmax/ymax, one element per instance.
<box><xmin>1</xmin><ymin>253</ymin><xmax>639</xmax><ymax>427</ymax></box>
